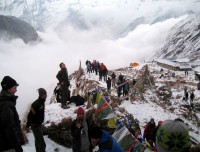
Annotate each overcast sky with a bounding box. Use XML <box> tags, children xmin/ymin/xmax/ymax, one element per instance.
<box><xmin>0</xmin><ymin>0</ymin><xmax>199</xmax><ymax>118</ymax></box>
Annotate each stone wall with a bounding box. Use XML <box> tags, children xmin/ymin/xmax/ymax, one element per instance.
<box><xmin>44</xmin><ymin>118</ymin><xmax>73</xmax><ymax>148</ymax></box>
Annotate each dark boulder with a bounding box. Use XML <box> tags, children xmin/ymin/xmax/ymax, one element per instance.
<box><xmin>0</xmin><ymin>15</ymin><xmax>39</xmax><ymax>43</ymax></box>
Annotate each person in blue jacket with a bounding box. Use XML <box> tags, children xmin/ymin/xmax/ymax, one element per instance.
<box><xmin>90</xmin><ymin>126</ymin><xmax>123</xmax><ymax>152</ymax></box>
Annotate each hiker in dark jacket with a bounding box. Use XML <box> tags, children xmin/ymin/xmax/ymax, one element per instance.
<box><xmin>90</xmin><ymin>126</ymin><xmax>123</xmax><ymax>152</ymax></box>
<box><xmin>54</xmin><ymin>83</ymin><xmax>62</xmax><ymax>103</ymax></box>
<box><xmin>86</xmin><ymin>60</ymin><xmax>92</xmax><ymax>73</ymax></box>
<box><xmin>111</xmin><ymin>72</ymin><xmax>116</xmax><ymax>87</ymax></box>
<box><xmin>190</xmin><ymin>91</ymin><xmax>195</xmax><ymax>110</ymax></box>
<box><xmin>71</xmin><ymin>107</ymin><xmax>92</xmax><ymax>152</ymax></box>
<box><xmin>185</xmin><ymin>91</ymin><xmax>189</xmax><ymax>102</ymax></box>
<box><xmin>122</xmin><ymin>79</ymin><xmax>129</xmax><ymax>97</ymax></box>
<box><xmin>26</xmin><ymin>88</ymin><xmax>47</xmax><ymax>152</ymax></box>
<box><xmin>118</xmin><ymin>73</ymin><xmax>123</xmax><ymax>84</ymax></box>
<box><xmin>117</xmin><ymin>80</ymin><xmax>122</xmax><ymax>98</ymax></box>
<box><xmin>190</xmin><ymin>91</ymin><xmax>195</xmax><ymax>103</ymax></box>
<box><xmin>0</xmin><ymin>76</ymin><xmax>24</xmax><ymax>152</ymax></box>
<box><xmin>56</xmin><ymin>62</ymin><xmax>70</xmax><ymax>109</ymax></box>
<box><xmin>106</xmin><ymin>77</ymin><xmax>111</xmax><ymax>92</ymax></box>
<box><xmin>95</xmin><ymin>61</ymin><xmax>100</xmax><ymax>75</ymax></box>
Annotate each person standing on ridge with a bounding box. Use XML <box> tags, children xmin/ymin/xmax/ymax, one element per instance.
<box><xmin>56</xmin><ymin>62</ymin><xmax>70</xmax><ymax>109</ymax></box>
<box><xmin>111</xmin><ymin>72</ymin><xmax>116</xmax><ymax>88</ymax></box>
<box><xmin>106</xmin><ymin>77</ymin><xmax>111</xmax><ymax>92</ymax></box>
<box><xmin>0</xmin><ymin>76</ymin><xmax>25</xmax><ymax>152</ymax></box>
<box><xmin>26</xmin><ymin>88</ymin><xmax>47</xmax><ymax>152</ymax></box>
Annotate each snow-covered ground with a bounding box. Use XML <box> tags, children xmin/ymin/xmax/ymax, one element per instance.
<box><xmin>22</xmin><ymin>62</ymin><xmax>200</xmax><ymax>151</ymax></box>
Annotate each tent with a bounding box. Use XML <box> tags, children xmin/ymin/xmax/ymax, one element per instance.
<box><xmin>130</xmin><ymin>62</ymin><xmax>139</xmax><ymax>67</ymax></box>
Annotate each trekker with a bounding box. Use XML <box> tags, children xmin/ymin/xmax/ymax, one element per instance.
<box><xmin>118</xmin><ymin>73</ymin><xmax>123</xmax><ymax>84</ymax></box>
<box><xmin>26</xmin><ymin>88</ymin><xmax>47</xmax><ymax>152</ymax></box>
<box><xmin>117</xmin><ymin>80</ymin><xmax>122</xmax><ymax>98</ymax></box>
<box><xmin>71</xmin><ymin>107</ymin><xmax>92</xmax><ymax>152</ymax></box>
<box><xmin>185</xmin><ymin>91</ymin><xmax>189</xmax><ymax>102</ymax></box>
<box><xmin>90</xmin><ymin>126</ymin><xmax>123</xmax><ymax>152</ymax></box>
<box><xmin>143</xmin><ymin>118</ymin><xmax>157</xmax><ymax>148</ymax></box>
<box><xmin>86</xmin><ymin>60</ymin><xmax>92</xmax><ymax>73</ymax></box>
<box><xmin>106</xmin><ymin>77</ymin><xmax>111</xmax><ymax>92</ymax></box>
<box><xmin>122</xmin><ymin>79</ymin><xmax>129</xmax><ymax>98</ymax></box>
<box><xmin>111</xmin><ymin>72</ymin><xmax>116</xmax><ymax>87</ymax></box>
<box><xmin>92</xmin><ymin>60</ymin><xmax>96</xmax><ymax>73</ymax></box>
<box><xmin>132</xmin><ymin>78</ymin><xmax>136</xmax><ymax>86</ymax></box>
<box><xmin>95</xmin><ymin>61</ymin><xmax>100</xmax><ymax>75</ymax></box>
<box><xmin>0</xmin><ymin>76</ymin><xmax>24</xmax><ymax>152</ymax></box>
<box><xmin>184</xmin><ymin>87</ymin><xmax>187</xmax><ymax>96</ymax></box>
<box><xmin>54</xmin><ymin>83</ymin><xmax>62</xmax><ymax>103</ymax></box>
<box><xmin>56</xmin><ymin>62</ymin><xmax>70</xmax><ymax>109</ymax></box>
<box><xmin>190</xmin><ymin>91</ymin><xmax>195</xmax><ymax>110</ymax></box>
<box><xmin>190</xmin><ymin>91</ymin><xmax>195</xmax><ymax>103</ymax></box>
<box><xmin>99</xmin><ymin>63</ymin><xmax>107</xmax><ymax>81</ymax></box>
<box><xmin>155</xmin><ymin>120</ymin><xmax>163</xmax><ymax>133</ymax></box>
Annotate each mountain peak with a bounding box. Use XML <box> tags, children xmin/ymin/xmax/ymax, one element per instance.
<box><xmin>154</xmin><ymin>13</ymin><xmax>200</xmax><ymax>61</ymax></box>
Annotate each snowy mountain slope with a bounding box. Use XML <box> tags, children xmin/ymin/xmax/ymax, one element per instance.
<box><xmin>57</xmin><ymin>8</ymin><xmax>89</xmax><ymax>30</ymax></box>
<box><xmin>118</xmin><ymin>9</ymin><xmax>194</xmax><ymax>37</ymax></box>
<box><xmin>153</xmin><ymin>13</ymin><xmax>200</xmax><ymax>61</ymax></box>
<box><xmin>1</xmin><ymin>0</ymin><xmax>200</xmax><ymax>38</ymax></box>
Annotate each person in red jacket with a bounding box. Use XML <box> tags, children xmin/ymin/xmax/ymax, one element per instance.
<box><xmin>99</xmin><ymin>63</ymin><xmax>107</xmax><ymax>81</ymax></box>
<box><xmin>143</xmin><ymin>118</ymin><xmax>157</xmax><ymax>149</ymax></box>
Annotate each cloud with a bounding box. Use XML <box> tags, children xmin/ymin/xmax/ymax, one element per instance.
<box><xmin>76</xmin><ymin>0</ymin><xmax>200</xmax><ymax>29</ymax></box>
<box><xmin>0</xmin><ymin>15</ymin><xmax>184</xmax><ymax>119</ymax></box>
<box><xmin>1</xmin><ymin>0</ymin><xmax>198</xmax><ymax>118</ymax></box>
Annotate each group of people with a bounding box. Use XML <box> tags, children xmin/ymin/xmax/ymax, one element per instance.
<box><xmin>1</xmin><ymin>61</ymin><xmax>200</xmax><ymax>152</ymax></box>
<box><xmin>79</xmin><ymin>62</ymin><xmax>199</xmax><ymax>151</ymax></box>
<box><xmin>86</xmin><ymin>60</ymin><xmax>134</xmax><ymax>100</ymax></box>
<box><xmin>135</xmin><ymin>117</ymin><xmax>198</xmax><ymax>152</ymax></box>
<box><xmin>0</xmin><ymin>74</ymin><xmax>122</xmax><ymax>152</ymax></box>
<box><xmin>85</xmin><ymin>60</ymin><xmax>100</xmax><ymax>75</ymax></box>
<box><xmin>85</xmin><ymin>60</ymin><xmax>108</xmax><ymax>81</ymax></box>
<box><xmin>71</xmin><ymin>106</ymin><xmax>199</xmax><ymax>152</ymax></box>
<box><xmin>106</xmin><ymin>72</ymin><xmax>132</xmax><ymax>99</ymax></box>
<box><xmin>0</xmin><ymin>62</ymin><xmax>71</xmax><ymax>152</ymax></box>
<box><xmin>71</xmin><ymin>107</ymin><xmax>123</xmax><ymax>152</ymax></box>
<box><xmin>0</xmin><ymin>76</ymin><xmax>47</xmax><ymax>152</ymax></box>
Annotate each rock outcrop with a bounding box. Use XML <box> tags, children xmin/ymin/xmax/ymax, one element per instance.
<box><xmin>0</xmin><ymin>15</ymin><xmax>39</xmax><ymax>43</ymax></box>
